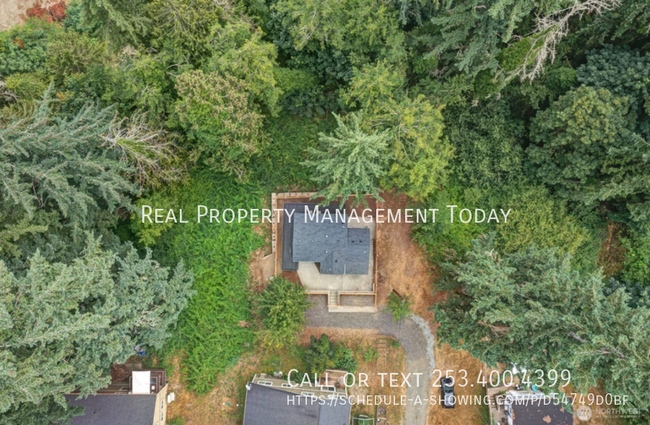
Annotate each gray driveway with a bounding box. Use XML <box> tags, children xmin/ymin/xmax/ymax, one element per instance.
<box><xmin>306</xmin><ymin>296</ymin><xmax>435</xmax><ymax>425</ymax></box>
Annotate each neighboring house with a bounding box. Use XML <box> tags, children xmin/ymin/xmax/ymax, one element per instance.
<box><xmin>493</xmin><ymin>390</ymin><xmax>573</xmax><ymax>425</ymax></box>
<box><xmin>282</xmin><ymin>202</ymin><xmax>371</xmax><ymax>275</ymax></box>
<box><xmin>62</xmin><ymin>369</ymin><xmax>169</xmax><ymax>425</ymax></box>
<box><xmin>243</xmin><ymin>372</ymin><xmax>351</xmax><ymax>425</ymax></box>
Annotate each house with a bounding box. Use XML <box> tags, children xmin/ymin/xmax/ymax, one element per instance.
<box><xmin>62</xmin><ymin>369</ymin><xmax>169</xmax><ymax>425</ymax></box>
<box><xmin>242</xmin><ymin>372</ymin><xmax>351</xmax><ymax>425</ymax></box>
<box><xmin>273</xmin><ymin>194</ymin><xmax>378</xmax><ymax>312</ymax></box>
<box><xmin>282</xmin><ymin>202</ymin><xmax>371</xmax><ymax>275</ymax></box>
<box><xmin>494</xmin><ymin>390</ymin><xmax>573</xmax><ymax>425</ymax></box>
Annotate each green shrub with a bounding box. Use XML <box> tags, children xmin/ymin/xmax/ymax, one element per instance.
<box><xmin>305</xmin><ymin>334</ymin><xmax>337</xmax><ymax>374</ymax></box>
<box><xmin>334</xmin><ymin>346</ymin><xmax>358</xmax><ymax>373</ymax></box>
<box><xmin>255</xmin><ymin>276</ymin><xmax>309</xmax><ymax>348</ymax></box>
<box><xmin>304</xmin><ymin>334</ymin><xmax>358</xmax><ymax>374</ymax></box>
<box><xmin>386</xmin><ymin>292</ymin><xmax>412</xmax><ymax>322</ymax></box>
<box><xmin>445</xmin><ymin>101</ymin><xmax>525</xmax><ymax>189</ymax></box>
<box><xmin>363</xmin><ymin>347</ymin><xmax>378</xmax><ymax>362</ymax></box>
<box><xmin>0</xmin><ymin>19</ymin><xmax>62</xmax><ymax>76</ymax></box>
<box><xmin>620</xmin><ymin>224</ymin><xmax>650</xmax><ymax>286</ymax></box>
<box><xmin>46</xmin><ymin>31</ymin><xmax>107</xmax><ymax>84</ymax></box>
<box><xmin>413</xmin><ymin>185</ymin><xmax>490</xmax><ymax>262</ymax></box>
<box><xmin>4</xmin><ymin>72</ymin><xmax>47</xmax><ymax>101</ymax></box>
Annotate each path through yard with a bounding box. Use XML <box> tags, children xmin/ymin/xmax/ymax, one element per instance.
<box><xmin>307</xmin><ymin>296</ymin><xmax>435</xmax><ymax>425</ymax></box>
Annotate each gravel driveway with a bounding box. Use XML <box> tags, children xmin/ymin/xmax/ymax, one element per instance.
<box><xmin>306</xmin><ymin>296</ymin><xmax>435</xmax><ymax>425</ymax></box>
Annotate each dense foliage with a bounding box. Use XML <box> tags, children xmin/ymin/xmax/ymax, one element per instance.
<box><xmin>1</xmin><ymin>0</ymin><xmax>650</xmax><ymax>421</ymax></box>
<box><xmin>434</xmin><ymin>235</ymin><xmax>650</xmax><ymax>410</ymax></box>
<box><xmin>254</xmin><ymin>276</ymin><xmax>309</xmax><ymax>348</ymax></box>
<box><xmin>132</xmin><ymin>172</ymin><xmax>263</xmax><ymax>393</ymax></box>
<box><xmin>304</xmin><ymin>334</ymin><xmax>358</xmax><ymax>374</ymax></box>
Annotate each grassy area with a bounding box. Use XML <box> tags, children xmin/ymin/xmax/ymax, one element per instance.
<box><xmin>133</xmin><ymin>170</ymin><xmax>265</xmax><ymax>393</ymax></box>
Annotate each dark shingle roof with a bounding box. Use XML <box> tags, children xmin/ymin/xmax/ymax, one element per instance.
<box><xmin>63</xmin><ymin>394</ymin><xmax>156</xmax><ymax>425</ymax></box>
<box><xmin>243</xmin><ymin>383</ymin><xmax>350</xmax><ymax>425</ymax></box>
<box><xmin>286</xmin><ymin>203</ymin><xmax>370</xmax><ymax>275</ymax></box>
<box><xmin>512</xmin><ymin>399</ymin><xmax>573</xmax><ymax>425</ymax></box>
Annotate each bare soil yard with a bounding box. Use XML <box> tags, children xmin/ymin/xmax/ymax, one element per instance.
<box><xmin>0</xmin><ymin>0</ymin><xmax>66</xmax><ymax>32</ymax></box>
<box><xmin>375</xmin><ymin>191</ymin><xmax>436</xmax><ymax>321</ymax></box>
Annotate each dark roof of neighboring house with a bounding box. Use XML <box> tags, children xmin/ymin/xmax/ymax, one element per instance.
<box><xmin>512</xmin><ymin>400</ymin><xmax>573</xmax><ymax>425</ymax></box>
<box><xmin>243</xmin><ymin>383</ymin><xmax>351</xmax><ymax>425</ymax></box>
<box><xmin>283</xmin><ymin>203</ymin><xmax>370</xmax><ymax>275</ymax></box>
<box><xmin>62</xmin><ymin>394</ymin><xmax>156</xmax><ymax>425</ymax></box>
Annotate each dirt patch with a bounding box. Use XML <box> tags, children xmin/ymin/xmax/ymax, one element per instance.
<box><xmin>0</xmin><ymin>0</ymin><xmax>67</xmax><ymax>32</ymax></box>
<box><xmin>249</xmin><ymin>247</ymin><xmax>275</xmax><ymax>287</ymax></box>
<box><xmin>428</xmin><ymin>343</ymin><xmax>488</xmax><ymax>425</ymax></box>
<box><xmin>597</xmin><ymin>221</ymin><xmax>626</xmax><ymax>277</ymax></box>
<box><xmin>376</xmin><ymin>191</ymin><xmax>435</xmax><ymax>321</ymax></box>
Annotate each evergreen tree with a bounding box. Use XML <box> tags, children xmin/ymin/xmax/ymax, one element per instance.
<box><xmin>528</xmin><ymin>85</ymin><xmax>650</xmax><ymax>221</ymax></box>
<box><xmin>0</xmin><ymin>93</ymin><xmax>137</xmax><ymax>261</ymax></box>
<box><xmin>147</xmin><ymin>0</ymin><xmax>220</xmax><ymax>65</ymax></box>
<box><xmin>435</xmin><ymin>234</ymin><xmax>650</xmax><ymax>409</ymax></box>
<box><xmin>304</xmin><ymin>334</ymin><xmax>338</xmax><ymax>374</ymax></box>
<box><xmin>273</xmin><ymin>0</ymin><xmax>405</xmax><ymax>64</ymax></box>
<box><xmin>343</xmin><ymin>62</ymin><xmax>452</xmax><ymax>200</ymax></box>
<box><xmin>0</xmin><ymin>236</ymin><xmax>193</xmax><ymax>417</ymax></box>
<box><xmin>77</xmin><ymin>0</ymin><xmax>151</xmax><ymax>49</ymax></box>
<box><xmin>303</xmin><ymin>112</ymin><xmax>390</xmax><ymax>207</ymax></box>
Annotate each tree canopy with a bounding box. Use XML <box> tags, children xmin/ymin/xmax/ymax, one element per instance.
<box><xmin>434</xmin><ymin>235</ymin><xmax>650</xmax><ymax>409</ymax></box>
<box><xmin>255</xmin><ymin>277</ymin><xmax>309</xmax><ymax>348</ymax></box>
<box><xmin>0</xmin><ymin>236</ymin><xmax>193</xmax><ymax>416</ymax></box>
<box><xmin>3</xmin><ymin>0</ymin><xmax>650</xmax><ymax>421</ymax></box>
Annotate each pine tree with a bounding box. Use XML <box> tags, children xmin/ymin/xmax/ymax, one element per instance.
<box><xmin>0</xmin><ymin>92</ymin><xmax>137</xmax><ymax>261</ymax></box>
<box><xmin>0</xmin><ymin>236</ymin><xmax>194</xmax><ymax>417</ymax></box>
<box><xmin>77</xmin><ymin>0</ymin><xmax>151</xmax><ymax>49</ymax></box>
<box><xmin>0</xmin><ymin>93</ymin><xmax>137</xmax><ymax>228</ymax></box>
<box><xmin>342</xmin><ymin>63</ymin><xmax>452</xmax><ymax>200</ymax></box>
<box><xmin>435</xmin><ymin>234</ymin><xmax>650</xmax><ymax>409</ymax></box>
<box><xmin>303</xmin><ymin>112</ymin><xmax>390</xmax><ymax>207</ymax></box>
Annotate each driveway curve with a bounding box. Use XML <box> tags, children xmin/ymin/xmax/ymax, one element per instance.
<box><xmin>306</xmin><ymin>296</ymin><xmax>435</xmax><ymax>425</ymax></box>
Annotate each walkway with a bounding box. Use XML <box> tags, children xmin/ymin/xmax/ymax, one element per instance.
<box><xmin>306</xmin><ymin>296</ymin><xmax>435</xmax><ymax>425</ymax></box>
